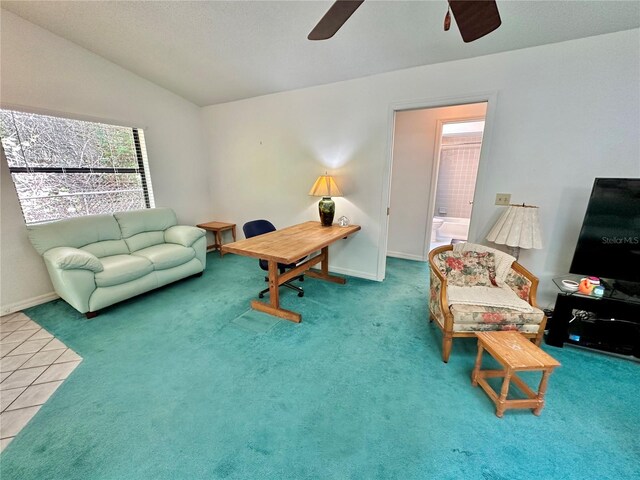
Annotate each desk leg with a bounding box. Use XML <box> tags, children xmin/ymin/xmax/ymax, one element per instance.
<box><xmin>305</xmin><ymin>246</ymin><xmax>346</xmax><ymax>284</ymax></box>
<box><xmin>251</xmin><ymin>260</ymin><xmax>302</xmax><ymax>323</ymax></box>
<box><xmin>321</xmin><ymin>246</ymin><xmax>329</xmax><ymax>276</ymax></box>
<box><xmin>268</xmin><ymin>260</ymin><xmax>279</xmax><ymax>307</ymax></box>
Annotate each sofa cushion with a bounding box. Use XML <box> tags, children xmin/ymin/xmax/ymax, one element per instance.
<box><xmin>95</xmin><ymin>254</ymin><xmax>153</xmax><ymax>288</ymax></box>
<box><xmin>450</xmin><ymin>303</ymin><xmax>545</xmax><ymax>325</ymax></box>
<box><xmin>452</xmin><ymin>323</ymin><xmax>542</xmax><ymax>334</ymax></box>
<box><xmin>437</xmin><ymin>251</ymin><xmax>497</xmax><ymax>287</ymax></box>
<box><xmin>132</xmin><ymin>243</ymin><xmax>195</xmax><ymax>271</ymax></box>
<box><xmin>114</xmin><ymin>208</ymin><xmax>178</xmax><ymax>239</ymax></box>
<box><xmin>124</xmin><ymin>231</ymin><xmax>165</xmax><ymax>253</ymax></box>
<box><xmin>28</xmin><ymin>214</ymin><xmax>122</xmax><ymax>255</ymax></box>
<box><xmin>81</xmin><ymin>239</ymin><xmax>129</xmax><ymax>258</ymax></box>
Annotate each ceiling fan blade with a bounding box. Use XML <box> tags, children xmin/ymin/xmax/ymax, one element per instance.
<box><xmin>308</xmin><ymin>0</ymin><xmax>365</xmax><ymax>41</ymax></box>
<box><xmin>448</xmin><ymin>0</ymin><xmax>501</xmax><ymax>43</ymax></box>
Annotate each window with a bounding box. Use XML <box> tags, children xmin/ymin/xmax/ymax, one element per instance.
<box><xmin>0</xmin><ymin>109</ymin><xmax>155</xmax><ymax>224</ymax></box>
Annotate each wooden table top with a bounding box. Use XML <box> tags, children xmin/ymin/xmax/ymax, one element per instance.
<box><xmin>197</xmin><ymin>221</ymin><xmax>236</xmax><ymax>231</ymax></box>
<box><xmin>221</xmin><ymin>221</ymin><xmax>361</xmax><ymax>264</ymax></box>
<box><xmin>476</xmin><ymin>331</ymin><xmax>561</xmax><ymax>370</ymax></box>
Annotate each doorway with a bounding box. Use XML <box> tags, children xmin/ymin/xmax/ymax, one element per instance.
<box><xmin>430</xmin><ymin>118</ymin><xmax>486</xmax><ymax>250</ymax></box>
<box><xmin>385</xmin><ymin>101</ymin><xmax>488</xmax><ymax>263</ymax></box>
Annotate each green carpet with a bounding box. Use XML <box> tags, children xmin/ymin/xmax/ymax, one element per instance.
<box><xmin>2</xmin><ymin>255</ymin><xmax>639</xmax><ymax>479</ymax></box>
<box><xmin>231</xmin><ymin>309</ymin><xmax>280</xmax><ymax>334</ymax></box>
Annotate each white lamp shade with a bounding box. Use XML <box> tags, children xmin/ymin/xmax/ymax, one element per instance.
<box><xmin>308</xmin><ymin>175</ymin><xmax>342</xmax><ymax>197</ymax></box>
<box><xmin>486</xmin><ymin>205</ymin><xmax>542</xmax><ymax>250</ymax></box>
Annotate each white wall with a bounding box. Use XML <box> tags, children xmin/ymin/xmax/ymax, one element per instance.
<box><xmin>388</xmin><ymin>103</ymin><xmax>487</xmax><ymax>261</ymax></box>
<box><xmin>1</xmin><ymin>11</ymin><xmax>637</xmax><ymax>311</ymax></box>
<box><xmin>0</xmin><ymin>11</ymin><xmax>211</xmax><ymax>312</ymax></box>
<box><xmin>202</xmin><ymin>29</ymin><xmax>640</xmax><ymax>306</ymax></box>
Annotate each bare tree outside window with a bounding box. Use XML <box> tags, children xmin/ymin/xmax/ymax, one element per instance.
<box><xmin>0</xmin><ymin>110</ymin><xmax>155</xmax><ymax>224</ymax></box>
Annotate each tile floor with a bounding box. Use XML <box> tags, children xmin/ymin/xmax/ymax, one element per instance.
<box><xmin>0</xmin><ymin>311</ymin><xmax>81</xmax><ymax>452</ymax></box>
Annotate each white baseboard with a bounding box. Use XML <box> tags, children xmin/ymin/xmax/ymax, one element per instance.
<box><xmin>309</xmin><ymin>266</ymin><xmax>379</xmax><ymax>281</ymax></box>
<box><xmin>0</xmin><ymin>265</ymin><xmax>379</xmax><ymax>315</ymax></box>
<box><xmin>1</xmin><ymin>292</ymin><xmax>59</xmax><ymax>315</ymax></box>
<box><xmin>0</xmin><ymin>267</ymin><xmax>379</xmax><ymax>316</ymax></box>
<box><xmin>386</xmin><ymin>251</ymin><xmax>426</xmax><ymax>262</ymax></box>
<box><xmin>329</xmin><ymin>266</ymin><xmax>379</xmax><ymax>281</ymax></box>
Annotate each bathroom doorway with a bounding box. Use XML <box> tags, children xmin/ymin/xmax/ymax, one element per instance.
<box><xmin>429</xmin><ymin>118</ymin><xmax>486</xmax><ymax>250</ymax></box>
<box><xmin>386</xmin><ymin>101</ymin><xmax>487</xmax><ymax>263</ymax></box>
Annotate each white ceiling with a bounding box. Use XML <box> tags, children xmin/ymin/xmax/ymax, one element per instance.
<box><xmin>2</xmin><ymin>1</ymin><xmax>639</xmax><ymax>107</ymax></box>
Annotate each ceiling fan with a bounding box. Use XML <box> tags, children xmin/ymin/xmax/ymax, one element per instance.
<box><xmin>308</xmin><ymin>0</ymin><xmax>502</xmax><ymax>43</ymax></box>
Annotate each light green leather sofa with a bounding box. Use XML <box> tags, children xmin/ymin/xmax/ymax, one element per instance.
<box><xmin>28</xmin><ymin>207</ymin><xmax>206</xmax><ymax>318</ymax></box>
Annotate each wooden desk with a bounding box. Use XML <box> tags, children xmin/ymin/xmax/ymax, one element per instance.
<box><xmin>196</xmin><ymin>221</ymin><xmax>236</xmax><ymax>257</ymax></box>
<box><xmin>222</xmin><ymin>221</ymin><xmax>361</xmax><ymax>323</ymax></box>
<box><xmin>471</xmin><ymin>331</ymin><xmax>561</xmax><ymax>418</ymax></box>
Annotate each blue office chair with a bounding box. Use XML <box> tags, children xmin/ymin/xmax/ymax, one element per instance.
<box><xmin>242</xmin><ymin>220</ymin><xmax>305</xmax><ymax>298</ymax></box>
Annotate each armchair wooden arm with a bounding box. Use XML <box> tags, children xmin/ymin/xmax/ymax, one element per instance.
<box><xmin>428</xmin><ymin>245</ymin><xmax>455</xmax><ymax>359</ymax></box>
<box><xmin>427</xmin><ymin>245</ymin><xmax>451</xmax><ymax>284</ymax></box>
<box><xmin>428</xmin><ymin>245</ymin><xmax>453</xmax><ymax>320</ymax></box>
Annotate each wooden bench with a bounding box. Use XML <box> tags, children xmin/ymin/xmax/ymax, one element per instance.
<box><xmin>471</xmin><ymin>331</ymin><xmax>561</xmax><ymax>418</ymax></box>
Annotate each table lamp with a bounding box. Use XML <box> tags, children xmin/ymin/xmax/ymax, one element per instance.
<box><xmin>309</xmin><ymin>173</ymin><xmax>342</xmax><ymax>226</ymax></box>
<box><xmin>486</xmin><ymin>204</ymin><xmax>542</xmax><ymax>260</ymax></box>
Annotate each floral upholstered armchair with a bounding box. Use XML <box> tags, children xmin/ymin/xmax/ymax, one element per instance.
<box><xmin>428</xmin><ymin>243</ymin><xmax>547</xmax><ymax>363</ymax></box>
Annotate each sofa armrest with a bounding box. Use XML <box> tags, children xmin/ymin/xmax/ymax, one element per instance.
<box><xmin>164</xmin><ymin>225</ymin><xmax>206</xmax><ymax>248</ymax></box>
<box><xmin>43</xmin><ymin>247</ymin><xmax>103</xmax><ymax>273</ymax></box>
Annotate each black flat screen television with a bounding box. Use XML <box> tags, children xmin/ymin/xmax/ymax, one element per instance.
<box><xmin>569</xmin><ymin>178</ymin><xmax>640</xmax><ymax>285</ymax></box>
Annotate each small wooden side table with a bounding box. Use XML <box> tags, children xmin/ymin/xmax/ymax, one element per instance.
<box><xmin>471</xmin><ymin>331</ymin><xmax>561</xmax><ymax>418</ymax></box>
<box><xmin>196</xmin><ymin>221</ymin><xmax>236</xmax><ymax>257</ymax></box>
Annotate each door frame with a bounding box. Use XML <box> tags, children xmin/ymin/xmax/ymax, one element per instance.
<box><xmin>377</xmin><ymin>91</ymin><xmax>498</xmax><ymax>280</ymax></box>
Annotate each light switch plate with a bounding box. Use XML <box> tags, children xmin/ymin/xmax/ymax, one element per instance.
<box><xmin>495</xmin><ymin>193</ymin><xmax>511</xmax><ymax>206</ymax></box>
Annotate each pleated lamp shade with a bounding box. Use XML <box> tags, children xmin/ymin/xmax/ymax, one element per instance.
<box><xmin>486</xmin><ymin>205</ymin><xmax>542</xmax><ymax>250</ymax></box>
<box><xmin>308</xmin><ymin>175</ymin><xmax>343</xmax><ymax>198</ymax></box>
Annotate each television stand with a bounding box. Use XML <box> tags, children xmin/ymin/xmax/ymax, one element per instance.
<box><xmin>546</xmin><ymin>275</ymin><xmax>640</xmax><ymax>358</ymax></box>
<box><xmin>600</xmin><ymin>278</ymin><xmax>640</xmax><ymax>298</ymax></box>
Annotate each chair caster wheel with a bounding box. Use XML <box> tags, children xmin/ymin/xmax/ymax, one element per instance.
<box><xmin>259</xmin><ymin>293</ymin><xmax>264</xmax><ymax>299</ymax></box>
<box><xmin>298</xmin><ymin>292</ymin><xmax>304</xmax><ymax>297</ymax></box>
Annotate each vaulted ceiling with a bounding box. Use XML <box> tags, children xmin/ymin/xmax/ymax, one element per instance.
<box><xmin>2</xmin><ymin>1</ymin><xmax>639</xmax><ymax>106</ymax></box>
